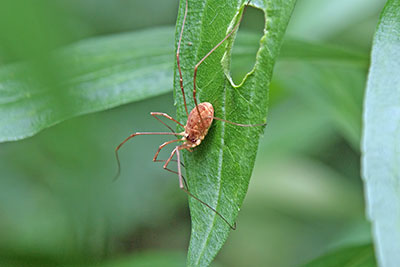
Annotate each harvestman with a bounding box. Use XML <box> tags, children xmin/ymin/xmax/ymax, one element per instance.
<box><xmin>115</xmin><ymin>0</ymin><xmax>265</xmax><ymax>230</ymax></box>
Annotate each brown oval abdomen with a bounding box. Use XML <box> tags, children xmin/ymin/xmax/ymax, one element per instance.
<box><xmin>185</xmin><ymin>102</ymin><xmax>214</xmax><ymax>144</ymax></box>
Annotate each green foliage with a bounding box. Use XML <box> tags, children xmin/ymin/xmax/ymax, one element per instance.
<box><xmin>97</xmin><ymin>251</ymin><xmax>186</xmax><ymax>267</ymax></box>
<box><xmin>362</xmin><ymin>0</ymin><xmax>400</xmax><ymax>266</ymax></box>
<box><xmin>0</xmin><ymin>28</ymin><xmax>365</xmax><ymax>144</ymax></box>
<box><xmin>0</xmin><ymin>95</ymin><xmax>183</xmax><ymax>264</ymax></box>
<box><xmin>303</xmin><ymin>244</ymin><xmax>376</xmax><ymax>267</ymax></box>
<box><xmin>0</xmin><ymin>0</ymin><xmax>389</xmax><ymax>266</ymax></box>
<box><xmin>0</xmin><ymin>28</ymin><xmax>173</xmax><ymax>142</ymax></box>
<box><xmin>276</xmin><ymin>61</ymin><xmax>366</xmax><ymax>150</ymax></box>
<box><xmin>173</xmin><ymin>0</ymin><xmax>296</xmax><ymax>265</ymax></box>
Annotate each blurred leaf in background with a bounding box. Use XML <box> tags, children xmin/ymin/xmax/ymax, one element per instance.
<box><xmin>0</xmin><ymin>28</ymin><xmax>174</xmax><ymax>142</ymax></box>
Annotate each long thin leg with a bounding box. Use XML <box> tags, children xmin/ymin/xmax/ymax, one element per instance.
<box><xmin>155</xmin><ymin>157</ymin><xmax>188</xmax><ymax>189</ymax></box>
<box><xmin>154</xmin><ymin>159</ymin><xmax>185</xmax><ymax>168</ymax></box>
<box><xmin>163</xmin><ymin>146</ymin><xmax>179</xmax><ymax>170</ymax></box>
<box><xmin>212</xmin><ymin>116</ymin><xmax>266</xmax><ymax>127</ymax></box>
<box><xmin>160</xmin><ymin>166</ymin><xmax>190</xmax><ymax>191</ymax></box>
<box><xmin>153</xmin><ymin>139</ymin><xmax>183</xmax><ymax>162</ymax></box>
<box><xmin>175</xmin><ymin>147</ymin><xmax>237</xmax><ymax>230</ymax></box>
<box><xmin>176</xmin><ymin>0</ymin><xmax>189</xmax><ymax>117</ymax></box>
<box><xmin>193</xmin><ymin>0</ymin><xmax>251</xmax><ymax>127</ymax></box>
<box><xmin>161</xmin><ymin>146</ymin><xmax>191</xmax><ymax>189</ymax></box>
<box><xmin>114</xmin><ymin>132</ymin><xmax>184</xmax><ymax>181</ymax></box>
<box><xmin>151</xmin><ymin>112</ymin><xmax>185</xmax><ymax>133</ymax></box>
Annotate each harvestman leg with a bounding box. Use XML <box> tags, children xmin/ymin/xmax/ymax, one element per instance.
<box><xmin>114</xmin><ymin>112</ymin><xmax>188</xmax><ymax>181</ymax></box>
<box><xmin>176</xmin><ymin>0</ymin><xmax>189</xmax><ymax>117</ymax></box>
<box><xmin>162</xmin><ymin>146</ymin><xmax>236</xmax><ymax>229</ymax></box>
<box><xmin>149</xmin><ymin>113</ymin><xmax>188</xmax><ymax>172</ymax></box>
<box><xmin>161</xmin><ymin>145</ymin><xmax>192</xmax><ymax>191</ymax></box>
<box><xmin>176</xmin><ymin>0</ymin><xmax>260</xmax><ymax>127</ymax></box>
<box><xmin>175</xmin><ymin>148</ymin><xmax>237</xmax><ymax>230</ymax></box>
<box><xmin>158</xmin><ymin>160</ymin><xmax>190</xmax><ymax>191</ymax></box>
<box><xmin>190</xmin><ymin>1</ymin><xmax>251</xmax><ymax>127</ymax></box>
<box><xmin>149</xmin><ymin>113</ymin><xmax>187</xmax><ymax>167</ymax></box>
<box><xmin>176</xmin><ymin>0</ymin><xmax>255</xmax><ymax>127</ymax></box>
<box><xmin>155</xmin><ymin>159</ymin><xmax>185</xmax><ymax>169</ymax></box>
<box><xmin>150</xmin><ymin>112</ymin><xmax>185</xmax><ymax>133</ymax></box>
<box><xmin>149</xmin><ymin>112</ymin><xmax>186</xmax><ymax>165</ymax></box>
<box><xmin>153</xmin><ymin>139</ymin><xmax>183</xmax><ymax>162</ymax></box>
<box><xmin>114</xmin><ymin>132</ymin><xmax>184</xmax><ymax>180</ymax></box>
<box><xmin>114</xmin><ymin>132</ymin><xmax>235</xmax><ymax>228</ymax></box>
<box><xmin>193</xmin><ymin>1</ymin><xmax>266</xmax><ymax>128</ymax></box>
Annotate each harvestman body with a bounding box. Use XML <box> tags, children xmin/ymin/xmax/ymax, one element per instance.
<box><xmin>115</xmin><ymin>0</ymin><xmax>264</xmax><ymax>230</ymax></box>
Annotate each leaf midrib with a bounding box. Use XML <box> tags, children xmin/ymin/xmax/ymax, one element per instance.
<box><xmin>192</xmin><ymin>2</ymin><xmax>257</xmax><ymax>263</ymax></box>
<box><xmin>195</xmin><ymin>77</ymin><xmax>228</xmax><ymax>266</ymax></box>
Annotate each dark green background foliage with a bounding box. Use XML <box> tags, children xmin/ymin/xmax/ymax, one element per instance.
<box><xmin>0</xmin><ymin>0</ymin><xmax>388</xmax><ymax>266</ymax></box>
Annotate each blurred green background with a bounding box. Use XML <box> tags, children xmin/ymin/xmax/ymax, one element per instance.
<box><xmin>0</xmin><ymin>0</ymin><xmax>384</xmax><ymax>266</ymax></box>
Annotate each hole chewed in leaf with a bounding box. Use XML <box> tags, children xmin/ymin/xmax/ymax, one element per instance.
<box><xmin>228</xmin><ymin>5</ymin><xmax>265</xmax><ymax>85</ymax></box>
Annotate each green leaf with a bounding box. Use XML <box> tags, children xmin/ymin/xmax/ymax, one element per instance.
<box><xmin>232</xmin><ymin>32</ymin><xmax>368</xmax><ymax>63</ymax></box>
<box><xmin>173</xmin><ymin>0</ymin><xmax>296</xmax><ymax>265</ymax></box>
<box><xmin>362</xmin><ymin>0</ymin><xmax>400</xmax><ymax>266</ymax></box>
<box><xmin>0</xmin><ymin>27</ymin><xmax>174</xmax><ymax>142</ymax></box>
<box><xmin>0</xmin><ymin>25</ymin><xmax>366</xmax><ymax>143</ymax></box>
<box><xmin>274</xmin><ymin>61</ymin><xmax>366</xmax><ymax>150</ymax></box>
<box><xmin>303</xmin><ymin>244</ymin><xmax>376</xmax><ymax>267</ymax></box>
<box><xmin>279</xmin><ymin>38</ymin><xmax>368</xmax><ymax>64</ymax></box>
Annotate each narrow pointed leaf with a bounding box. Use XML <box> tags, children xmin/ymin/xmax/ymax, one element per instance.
<box><xmin>362</xmin><ymin>0</ymin><xmax>400</xmax><ymax>266</ymax></box>
<box><xmin>173</xmin><ymin>0</ymin><xmax>296</xmax><ymax>265</ymax></box>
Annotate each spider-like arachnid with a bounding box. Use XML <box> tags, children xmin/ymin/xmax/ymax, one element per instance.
<box><xmin>115</xmin><ymin>0</ymin><xmax>264</xmax><ymax>230</ymax></box>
